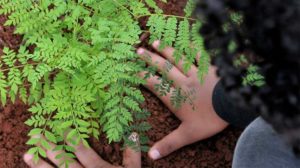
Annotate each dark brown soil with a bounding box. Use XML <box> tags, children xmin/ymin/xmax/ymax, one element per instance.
<box><xmin>0</xmin><ymin>1</ymin><xmax>242</xmax><ymax>168</ymax></box>
<box><xmin>0</xmin><ymin>101</ymin><xmax>30</xmax><ymax>168</ymax></box>
<box><xmin>88</xmin><ymin>88</ymin><xmax>241</xmax><ymax>168</ymax></box>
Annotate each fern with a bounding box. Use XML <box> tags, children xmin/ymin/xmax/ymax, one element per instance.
<box><xmin>243</xmin><ymin>65</ymin><xmax>265</xmax><ymax>87</ymax></box>
<box><xmin>0</xmin><ymin>70</ymin><xmax>7</xmax><ymax>105</ymax></box>
<box><xmin>0</xmin><ymin>0</ymin><xmax>210</xmax><ymax>167</ymax></box>
<box><xmin>146</xmin><ymin>2</ymin><xmax>210</xmax><ymax>82</ymax></box>
<box><xmin>233</xmin><ymin>55</ymin><xmax>265</xmax><ymax>87</ymax></box>
<box><xmin>145</xmin><ymin>0</ymin><xmax>163</xmax><ymax>14</ymax></box>
<box><xmin>162</xmin><ymin>17</ymin><xmax>178</xmax><ymax>47</ymax></box>
<box><xmin>184</xmin><ymin>0</ymin><xmax>196</xmax><ymax>17</ymax></box>
<box><xmin>147</xmin><ymin>15</ymin><xmax>166</xmax><ymax>43</ymax></box>
<box><xmin>191</xmin><ymin>22</ymin><xmax>211</xmax><ymax>83</ymax></box>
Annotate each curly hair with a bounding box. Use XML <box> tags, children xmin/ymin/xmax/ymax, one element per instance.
<box><xmin>195</xmin><ymin>0</ymin><xmax>300</xmax><ymax>154</ymax></box>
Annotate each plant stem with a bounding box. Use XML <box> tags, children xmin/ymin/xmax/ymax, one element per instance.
<box><xmin>137</xmin><ymin>13</ymin><xmax>197</xmax><ymax>21</ymax></box>
<box><xmin>112</xmin><ymin>0</ymin><xmax>135</xmax><ymax>16</ymax></box>
<box><xmin>112</xmin><ymin>0</ymin><xmax>196</xmax><ymax>21</ymax></box>
<box><xmin>0</xmin><ymin>62</ymin><xmax>39</xmax><ymax>72</ymax></box>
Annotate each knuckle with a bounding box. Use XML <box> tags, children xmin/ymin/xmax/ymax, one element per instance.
<box><xmin>185</xmin><ymin>79</ymin><xmax>195</xmax><ymax>87</ymax></box>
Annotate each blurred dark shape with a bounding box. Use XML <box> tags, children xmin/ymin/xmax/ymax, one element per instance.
<box><xmin>195</xmin><ymin>0</ymin><xmax>300</xmax><ymax>155</ymax></box>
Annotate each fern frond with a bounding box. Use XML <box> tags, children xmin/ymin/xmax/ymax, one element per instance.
<box><xmin>191</xmin><ymin>22</ymin><xmax>211</xmax><ymax>83</ymax></box>
<box><xmin>243</xmin><ymin>65</ymin><xmax>265</xmax><ymax>87</ymax></box>
<box><xmin>147</xmin><ymin>15</ymin><xmax>166</xmax><ymax>43</ymax></box>
<box><xmin>162</xmin><ymin>17</ymin><xmax>178</xmax><ymax>47</ymax></box>
<box><xmin>145</xmin><ymin>0</ymin><xmax>163</xmax><ymax>14</ymax></box>
<box><xmin>129</xmin><ymin>1</ymin><xmax>150</xmax><ymax>16</ymax></box>
<box><xmin>0</xmin><ymin>71</ymin><xmax>7</xmax><ymax>105</ymax></box>
<box><xmin>184</xmin><ymin>0</ymin><xmax>196</xmax><ymax>17</ymax></box>
<box><xmin>174</xmin><ymin>19</ymin><xmax>190</xmax><ymax>63</ymax></box>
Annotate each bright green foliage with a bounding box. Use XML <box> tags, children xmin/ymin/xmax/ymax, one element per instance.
<box><xmin>0</xmin><ymin>0</ymin><xmax>209</xmax><ymax>166</ymax></box>
<box><xmin>191</xmin><ymin>22</ymin><xmax>211</xmax><ymax>83</ymax></box>
<box><xmin>184</xmin><ymin>0</ymin><xmax>196</xmax><ymax>17</ymax></box>
<box><xmin>230</xmin><ymin>12</ymin><xmax>244</xmax><ymax>26</ymax></box>
<box><xmin>0</xmin><ymin>70</ymin><xmax>7</xmax><ymax>104</ymax></box>
<box><xmin>234</xmin><ymin>55</ymin><xmax>265</xmax><ymax>87</ymax></box>
<box><xmin>163</xmin><ymin>17</ymin><xmax>178</xmax><ymax>47</ymax></box>
<box><xmin>145</xmin><ymin>0</ymin><xmax>163</xmax><ymax>14</ymax></box>
<box><xmin>243</xmin><ymin>65</ymin><xmax>265</xmax><ymax>87</ymax></box>
<box><xmin>147</xmin><ymin>14</ymin><xmax>210</xmax><ymax>83</ymax></box>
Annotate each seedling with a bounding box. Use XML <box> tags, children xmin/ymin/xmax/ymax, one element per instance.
<box><xmin>0</xmin><ymin>0</ymin><xmax>211</xmax><ymax>166</ymax></box>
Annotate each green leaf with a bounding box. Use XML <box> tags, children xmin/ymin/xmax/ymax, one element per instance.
<box><xmin>61</xmin><ymin>120</ymin><xmax>73</xmax><ymax>129</ymax></box>
<box><xmin>26</xmin><ymin>138</ymin><xmax>40</xmax><ymax>145</ymax></box>
<box><xmin>41</xmin><ymin>139</ymin><xmax>51</xmax><ymax>150</ymax></box>
<box><xmin>147</xmin><ymin>15</ymin><xmax>166</xmax><ymax>43</ymax></box>
<box><xmin>82</xmin><ymin>139</ymin><xmax>90</xmax><ymax>148</ymax></box>
<box><xmin>19</xmin><ymin>87</ymin><xmax>27</xmax><ymax>104</ymax></box>
<box><xmin>28</xmin><ymin>128</ymin><xmax>43</xmax><ymax>136</ymax></box>
<box><xmin>0</xmin><ymin>72</ymin><xmax>7</xmax><ymax>105</ymax></box>
<box><xmin>28</xmin><ymin>104</ymin><xmax>43</xmax><ymax>114</ymax></box>
<box><xmin>38</xmin><ymin>147</ymin><xmax>47</xmax><ymax>158</ymax></box>
<box><xmin>33</xmin><ymin>153</ymin><xmax>39</xmax><ymax>164</ymax></box>
<box><xmin>65</xmin><ymin>145</ymin><xmax>75</xmax><ymax>153</ymax></box>
<box><xmin>55</xmin><ymin>153</ymin><xmax>65</xmax><ymax>160</ymax></box>
<box><xmin>184</xmin><ymin>0</ymin><xmax>196</xmax><ymax>17</ymax></box>
<box><xmin>45</xmin><ymin>131</ymin><xmax>57</xmax><ymax>143</ymax></box>
<box><xmin>145</xmin><ymin>0</ymin><xmax>163</xmax><ymax>13</ymax></box>
<box><xmin>76</xmin><ymin>119</ymin><xmax>90</xmax><ymax>127</ymax></box>
<box><xmin>27</xmin><ymin>147</ymin><xmax>38</xmax><ymax>155</ymax></box>
<box><xmin>67</xmin><ymin>129</ymin><xmax>77</xmax><ymax>141</ymax></box>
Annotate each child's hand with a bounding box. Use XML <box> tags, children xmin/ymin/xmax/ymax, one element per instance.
<box><xmin>137</xmin><ymin>41</ymin><xmax>228</xmax><ymax>160</ymax></box>
<box><xmin>23</xmin><ymin>133</ymin><xmax>141</xmax><ymax>168</ymax></box>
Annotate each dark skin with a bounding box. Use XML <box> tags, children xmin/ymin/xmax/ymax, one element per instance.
<box><xmin>24</xmin><ymin>41</ymin><xmax>228</xmax><ymax>167</ymax></box>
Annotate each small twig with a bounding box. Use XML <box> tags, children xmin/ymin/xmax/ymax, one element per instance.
<box><xmin>0</xmin><ymin>62</ymin><xmax>39</xmax><ymax>72</ymax></box>
<box><xmin>137</xmin><ymin>13</ymin><xmax>197</xmax><ymax>21</ymax></box>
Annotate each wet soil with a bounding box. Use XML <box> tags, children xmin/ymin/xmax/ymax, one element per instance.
<box><xmin>0</xmin><ymin>1</ymin><xmax>241</xmax><ymax>167</ymax></box>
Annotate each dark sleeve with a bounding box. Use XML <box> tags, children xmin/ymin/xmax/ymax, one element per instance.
<box><xmin>212</xmin><ymin>81</ymin><xmax>259</xmax><ymax>128</ymax></box>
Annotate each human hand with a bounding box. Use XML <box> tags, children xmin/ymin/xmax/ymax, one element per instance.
<box><xmin>23</xmin><ymin>133</ymin><xmax>141</xmax><ymax>168</ymax></box>
<box><xmin>137</xmin><ymin>41</ymin><xmax>229</xmax><ymax>160</ymax></box>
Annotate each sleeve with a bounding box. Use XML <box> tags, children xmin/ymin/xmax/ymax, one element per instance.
<box><xmin>212</xmin><ymin>81</ymin><xmax>259</xmax><ymax>128</ymax></box>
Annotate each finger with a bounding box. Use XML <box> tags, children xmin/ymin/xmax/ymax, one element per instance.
<box><xmin>139</xmin><ymin>71</ymin><xmax>177</xmax><ymax>112</ymax></box>
<box><xmin>123</xmin><ymin>133</ymin><xmax>141</xmax><ymax>168</ymax></box>
<box><xmin>196</xmin><ymin>51</ymin><xmax>201</xmax><ymax>65</ymax></box>
<box><xmin>23</xmin><ymin>153</ymin><xmax>54</xmax><ymax>168</ymax></box>
<box><xmin>148</xmin><ymin>125</ymin><xmax>191</xmax><ymax>160</ymax></box>
<box><xmin>67</xmin><ymin>141</ymin><xmax>113</xmax><ymax>168</ymax></box>
<box><xmin>137</xmin><ymin>47</ymin><xmax>187</xmax><ymax>86</ymax></box>
<box><xmin>41</xmin><ymin>139</ymin><xmax>83</xmax><ymax>168</ymax></box>
<box><xmin>31</xmin><ymin>135</ymin><xmax>82</xmax><ymax>168</ymax></box>
<box><xmin>152</xmin><ymin>40</ymin><xmax>198</xmax><ymax>77</ymax></box>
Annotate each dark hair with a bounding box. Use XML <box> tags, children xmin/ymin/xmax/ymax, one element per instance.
<box><xmin>195</xmin><ymin>0</ymin><xmax>300</xmax><ymax>154</ymax></box>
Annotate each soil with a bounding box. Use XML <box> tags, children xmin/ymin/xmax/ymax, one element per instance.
<box><xmin>0</xmin><ymin>1</ymin><xmax>242</xmax><ymax>168</ymax></box>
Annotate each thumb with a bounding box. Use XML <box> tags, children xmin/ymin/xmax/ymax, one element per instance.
<box><xmin>148</xmin><ymin>125</ymin><xmax>190</xmax><ymax>160</ymax></box>
<box><xmin>123</xmin><ymin>133</ymin><xmax>141</xmax><ymax>168</ymax></box>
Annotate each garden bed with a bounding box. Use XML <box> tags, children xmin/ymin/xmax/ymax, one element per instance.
<box><xmin>0</xmin><ymin>1</ymin><xmax>241</xmax><ymax>167</ymax></box>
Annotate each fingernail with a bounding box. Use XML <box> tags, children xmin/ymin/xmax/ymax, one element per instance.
<box><xmin>149</xmin><ymin>148</ymin><xmax>161</xmax><ymax>160</ymax></box>
<box><xmin>24</xmin><ymin>154</ymin><xmax>33</xmax><ymax>162</ymax></box>
<box><xmin>153</xmin><ymin>40</ymin><xmax>160</xmax><ymax>48</ymax></box>
<box><xmin>137</xmin><ymin>48</ymin><xmax>145</xmax><ymax>55</ymax></box>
